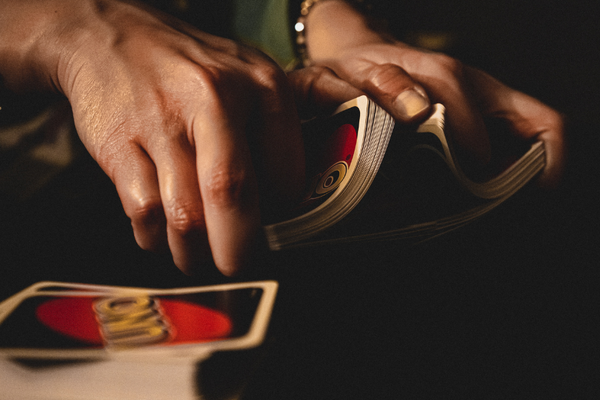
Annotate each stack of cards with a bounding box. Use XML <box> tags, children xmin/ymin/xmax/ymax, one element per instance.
<box><xmin>265</xmin><ymin>97</ymin><xmax>545</xmax><ymax>250</ymax></box>
<box><xmin>0</xmin><ymin>281</ymin><xmax>278</xmax><ymax>400</ymax></box>
<box><xmin>265</xmin><ymin>95</ymin><xmax>395</xmax><ymax>249</ymax></box>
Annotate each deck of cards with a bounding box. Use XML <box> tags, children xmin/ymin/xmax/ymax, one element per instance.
<box><xmin>0</xmin><ymin>280</ymin><xmax>278</xmax><ymax>399</ymax></box>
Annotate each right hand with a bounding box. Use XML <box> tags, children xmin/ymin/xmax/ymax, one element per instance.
<box><xmin>1</xmin><ymin>0</ymin><xmax>306</xmax><ymax>276</ymax></box>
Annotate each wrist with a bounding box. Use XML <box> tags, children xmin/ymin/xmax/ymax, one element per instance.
<box><xmin>0</xmin><ymin>0</ymin><xmax>118</xmax><ymax>95</ymax></box>
<box><xmin>303</xmin><ymin>0</ymin><xmax>384</xmax><ymax>63</ymax></box>
<box><xmin>0</xmin><ymin>0</ymin><xmax>71</xmax><ymax>92</ymax></box>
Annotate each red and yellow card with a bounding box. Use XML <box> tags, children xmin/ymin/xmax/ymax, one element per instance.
<box><xmin>0</xmin><ymin>281</ymin><xmax>277</xmax><ymax>360</ymax></box>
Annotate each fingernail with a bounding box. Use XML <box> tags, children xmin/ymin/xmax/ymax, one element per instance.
<box><xmin>393</xmin><ymin>89</ymin><xmax>430</xmax><ymax>120</ymax></box>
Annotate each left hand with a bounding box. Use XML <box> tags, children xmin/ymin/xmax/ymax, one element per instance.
<box><xmin>303</xmin><ymin>0</ymin><xmax>565</xmax><ymax>187</ymax></box>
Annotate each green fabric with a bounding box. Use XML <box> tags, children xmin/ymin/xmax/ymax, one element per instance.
<box><xmin>232</xmin><ymin>0</ymin><xmax>297</xmax><ymax>69</ymax></box>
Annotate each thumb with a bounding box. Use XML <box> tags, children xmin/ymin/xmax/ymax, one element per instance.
<box><xmin>340</xmin><ymin>62</ymin><xmax>431</xmax><ymax>124</ymax></box>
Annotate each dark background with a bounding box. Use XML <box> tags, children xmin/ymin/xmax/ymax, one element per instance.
<box><xmin>1</xmin><ymin>1</ymin><xmax>599</xmax><ymax>399</ymax></box>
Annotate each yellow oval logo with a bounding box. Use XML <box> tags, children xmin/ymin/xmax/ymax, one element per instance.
<box><xmin>314</xmin><ymin>161</ymin><xmax>348</xmax><ymax>197</ymax></box>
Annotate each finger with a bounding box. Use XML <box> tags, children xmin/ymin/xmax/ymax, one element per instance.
<box><xmin>466</xmin><ymin>66</ymin><xmax>566</xmax><ymax>187</ymax></box>
<box><xmin>193</xmin><ymin>96</ymin><xmax>261</xmax><ymax>277</ymax></box>
<box><xmin>332</xmin><ymin>62</ymin><xmax>431</xmax><ymax>123</ymax></box>
<box><xmin>430</xmin><ymin>78</ymin><xmax>492</xmax><ymax>170</ymax></box>
<box><xmin>331</xmin><ymin>59</ymin><xmax>491</xmax><ymax>170</ymax></box>
<box><xmin>148</xmin><ymin>136</ymin><xmax>211</xmax><ymax>275</ymax></box>
<box><xmin>109</xmin><ymin>145</ymin><xmax>168</xmax><ymax>253</ymax></box>
<box><xmin>403</xmin><ymin>57</ymin><xmax>493</xmax><ymax>169</ymax></box>
<box><xmin>287</xmin><ymin>66</ymin><xmax>364</xmax><ymax>119</ymax></box>
<box><xmin>536</xmin><ymin>117</ymin><xmax>566</xmax><ymax>188</ymax></box>
<box><xmin>251</xmin><ymin>65</ymin><xmax>307</xmax><ymax>220</ymax></box>
<box><xmin>497</xmin><ymin>92</ymin><xmax>566</xmax><ymax>188</ymax></box>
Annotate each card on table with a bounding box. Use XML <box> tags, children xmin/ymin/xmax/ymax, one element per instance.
<box><xmin>0</xmin><ymin>280</ymin><xmax>278</xmax><ymax>361</ymax></box>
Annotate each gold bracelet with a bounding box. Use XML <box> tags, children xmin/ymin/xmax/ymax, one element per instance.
<box><xmin>294</xmin><ymin>0</ymin><xmax>326</xmax><ymax>67</ymax></box>
<box><xmin>294</xmin><ymin>0</ymin><xmax>370</xmax><ymax>68</ymax></box>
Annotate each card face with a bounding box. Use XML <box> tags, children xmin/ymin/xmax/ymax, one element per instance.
<box><xmin>293</xmin><ymin>105</ymin><xmax>361</xmax><ymax>216</ymax></box>
<box><xmin>0</xmin><ymin>281</ymin><xmax>277</xmax><ymax>360</ymax></box>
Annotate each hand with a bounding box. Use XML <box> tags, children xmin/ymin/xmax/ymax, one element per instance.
<box><xmin>304</xmin><ymin>0</ymin><xmax>565</xmax><ymax>186</ymax></box>
<box><xmin>287</xmin><ymin>66</ymin><xmax>363</xmax><ymax>119</ymax></box>
<box><xmin>70</xmin><ymin>2</ymin><xmax>310</xmax><ymax>276</ymax></box>
<box><xmin>1</xmin><ymin>0</ymin><xmax>305</xmax><ymax>276</ymax></box>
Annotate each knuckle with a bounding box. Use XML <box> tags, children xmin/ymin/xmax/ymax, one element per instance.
<box><xmin>166</xmin><ymin>203</ymin><xmax>205</xmax><ymax>237</ymax></box>
<box><xmin>128</xmin><ymin>196</ymin><xmax>164</xmax><ymax>224</ymax></box>
<box><xmin>362</xmin><ymin>63</ymin><xmax>410</xmax><ymax>92</ymax></box>
<box><xmin>189</xmin><ymin>65</ymin><xmax>246</xmax><ymax>109</ymax></box>
<box><xmin>430</xmin><ymin>53</ymin><xmax>465</xmax><ymax>79</ymax></box>
<box><xmin>364</xmin><ymin>63</ymin><xmax>399</xmax><ymax>80</ymax></box>
<box><xmin>307</xmin><ymin>65</ymin><xmax>333</xmax><ymax>94</ymax></box>
<box><xmin>252</xmin><ymin>61</ymin><xmax>286</xmax><ymax>91</ymax></box>
<box><xmin>203</xmin><ymin>167</ymin><xmax>252</xmax><ymax>209</ymax></box>
<box><xmin>182</xmin><ymin>60</ymin><xmax>235</xmax><ymax>98</ymax></box>
<box><xmin>297</xmin><ymin>65</ymin><xmax>333</xmax><ymax>97</ymax></box>
<box><xmin>97</xmin><ymin>141</ymin><xmax>141</xmax><ymax>184</ymax></box>
<box><xmin>192</xmin><ymin>64</ymin><xmax>228</xmax><ymax>94</ymax></box>
<box><xmin>547</xmin><ymin>109</ymin><xmax>566</xmax><ymax>129</ymax></box>
<box><xmin>308</xmin><ymin>65</ymin><xmax>335</xmax><ymax>83</ymax></box>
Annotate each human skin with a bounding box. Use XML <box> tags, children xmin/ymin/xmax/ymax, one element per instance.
<box><xmin>304</xmin><ymin>0</ymin><xmax>565</xmax><ymax>187</ymax></box>
<box><xmin>0</xmin><ymin>0</ymin><xmax>310</xmax><ymax>276</ymax></box>
<box><xmin>1</xmin><ymin>0</ymin><xmax>564</xmax><ymax>277</ymax></box>
<box><xmin>0</xmin><ymin>0</ymin><xmax>390</xmax><ymax>276</ymax></box>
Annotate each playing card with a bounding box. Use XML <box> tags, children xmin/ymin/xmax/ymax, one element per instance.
<box><xmin>0</xmin><ymin>357</ymin><xmax>199</xmax><ymax>400</ymax></box>
<box><xmin>29</xmin><ymin>281</ymin><xmax>144</xmax><ymax>293</ymax></box>
<box><xmin>0</xmin><ymin>281</ymin><xmax>278</xmax><ymax>361</ymax></box>
<box><xmin>293</xmin><ymin>100</ymin><xmax>362</xmax><ymax>215</ymax></box>
<box><xmin>0</xmin><ymin>285</ymin><xmax>40</xmax><ymax>321</ymax></box>
<box><xmin>0</xmin><ymin>282</ymin><xmax>139</xmax><ymax>317</ymax></box>
<box><xmin>0</xmin><ymin>282</ymin><xmax>148</xmax><ymax>326</ymax></box>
